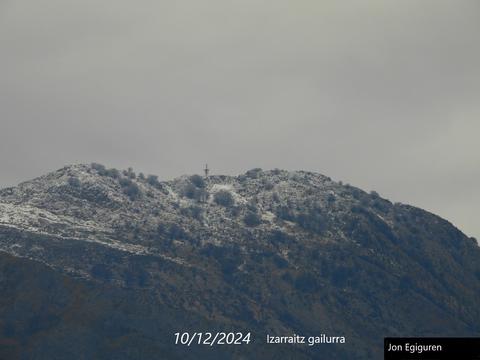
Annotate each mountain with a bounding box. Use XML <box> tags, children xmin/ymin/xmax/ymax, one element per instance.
<box><xmin>0</xmin><ymin>164</ymin><xmax>479</xmax><ymax>359</ymax></box>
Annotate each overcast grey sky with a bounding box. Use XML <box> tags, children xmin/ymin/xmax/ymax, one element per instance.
<box><xmin>1</xmin><ymin>1</ymin><xmax>479</xmax><ymax>238</ymax></box>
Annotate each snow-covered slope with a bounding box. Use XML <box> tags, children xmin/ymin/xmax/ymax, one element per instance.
<box><xmin>0</xmin><ymin>164</ymin><xmax>344</xmax><ymax>266</ymax></box>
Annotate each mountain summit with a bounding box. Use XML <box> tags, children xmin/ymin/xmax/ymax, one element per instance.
<box><xmin>0</xmin><ymin>164</ymin><xmax>479</xmax><ymax>359</ymax></box>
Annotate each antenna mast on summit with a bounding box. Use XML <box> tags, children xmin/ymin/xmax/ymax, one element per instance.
<box><xmin>204</xmin><ymin>164</ymin><xmax>209</xmax><ymax>179</ymax></box>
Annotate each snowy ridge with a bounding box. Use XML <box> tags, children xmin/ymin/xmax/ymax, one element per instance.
<box><xmin>2</xmin><ymin>162</ymin><xmax>467</xmax><ymax>285</ymax></box>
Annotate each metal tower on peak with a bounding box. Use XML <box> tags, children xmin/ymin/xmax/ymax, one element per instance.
<box><xmin>204</xmin><ymin>164</ymin><xmax>209</xmax><ymax>179</ymax></box>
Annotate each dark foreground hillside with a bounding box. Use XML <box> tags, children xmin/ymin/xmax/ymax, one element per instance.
<box><xmin>0</xmin><ymin>164</ymin><xmax>479</xmax><ymax>359</ymax></box>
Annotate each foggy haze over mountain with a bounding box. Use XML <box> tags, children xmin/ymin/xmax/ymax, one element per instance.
<box><xmin>1</xmin><ymin>0</ymin><xmax>479</xmax><ymax>238</ymax></box>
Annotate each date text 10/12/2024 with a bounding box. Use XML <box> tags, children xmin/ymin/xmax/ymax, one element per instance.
<box><xmin>174</xmin><ymin>333</ymin><xmax>346</xmax><ymax>347</ymax></box>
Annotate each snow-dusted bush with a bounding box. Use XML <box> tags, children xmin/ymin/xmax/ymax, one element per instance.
<box><xmin>146</xmin><ymin>174</ymin><xmax>161</xmax><ymax>188</ymax></box>
<box><xmin>244</xmin><ymin>211</ymin><xmax>261</xmax><ymax>227</ymax></box>
<box><xmin>67</xmin><ymin>176</ymin><xmax>81</xmax><ymax>188</ymax></box>
<box><xmin>189</xmin><ymin>174</ymin><xmax>205</xmax><ymax>188</ymax></box>
<box><xmin>214</xmin><ymin>190</ymin><xmax>234</xmax><ymax>207</ymax></box>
